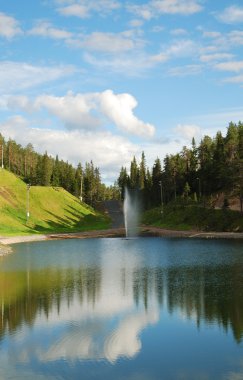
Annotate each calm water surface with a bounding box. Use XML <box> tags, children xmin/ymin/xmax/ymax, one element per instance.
<box><xmin>0</xmin><ymin>237</ymin><xmax>243</xmax><ymax>380</ymax></box>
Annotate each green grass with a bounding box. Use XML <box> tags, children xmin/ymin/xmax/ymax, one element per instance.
<box><xmin>0</xmin><ymin>169</ymin><xmax>110</xmax><ymax>236</ymax></box>
<box><xmin>142</xmin><ymin>202</ymin><xmax>243</xmax><ymax>232</ymax></box>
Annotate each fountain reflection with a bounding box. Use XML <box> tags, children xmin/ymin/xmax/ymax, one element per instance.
<box><xmin>123</xmin><ymin>187</ymin><xmax>140</xmax><ymax>237</ymax></box>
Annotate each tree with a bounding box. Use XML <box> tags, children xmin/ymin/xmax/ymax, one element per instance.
<box><xmin>139</xmin><ymin>152</ymin><xmax>146</xmax><ymax>190</ymax></box>
<box><xmin>118</xmin><ymin>166</ymin><xmax>129</xmax><ymax>199</ymax></box>
<box><xmin>151</xmin><ymin>158</ymin><xmax>162</xmax><ymax>206</ymax></box>
<box><xmin>212</xmin><ymin>131</ymin><xmax>226</xmax><ymax>191</ymax></box>
<box><xmin>238</xmin><ymin>122</ymin><xmax>243</xmax><ymax>212</ymax></box>
<box><xmin>198</xmin><ymin>135</ymin><xmax>214</xmax><ymax>197</ymax></box>
<box><xmin>130</xmin><ymin>156</ymin><xmax>139</xmax><ymax>189</ymax></box>
<box><xmin>51</xmin><ymin>155</ymin><xmax>60</xmax><ymax>187</ymax></box>
<box><xmin>183</xmin><ymin>182</ymin><xmax>191</xmax><ymax>200</ymax></box>
<box><xmin>37</xmin><ymin>152</ymin><xmax>53</xmax><ymax>186</ymax></box>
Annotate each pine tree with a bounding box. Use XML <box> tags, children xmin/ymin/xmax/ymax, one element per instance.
<box><xmin>118</xmin><ymin>166</ymin><xmax>129</xmax><ymax>199</ymax></box>
<box><xmin>130</xmin><ymin>156</ymin><xmax>139</xmax><ymax>189</ymax></box>
<box><xmin>51</xmin><ymin>155</ymin><xmax>60</xmax><ymax>187</ymax></box>
<box><xmin>139</xmin><ymin>152</ymin><xmax>146</xmax><ymax>190</ymax></box>
<box><xmin>151</xmin><ymin>158</ymin><xmax>162</xmax><ymax>206</ymax></box>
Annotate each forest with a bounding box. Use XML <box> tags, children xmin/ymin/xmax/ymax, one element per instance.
<box><xmin>0</xmin><ymin>134</ymin><xmax>119</xmax><ymax>205</ymax></box>
<box><xmin>118</xmin><ymin>121</ymin><xmax>243</xmax><ymax>211</ymax></box>
<box><xmin>1</xmin><ymin>121</ymin><xmax>243</xmax><ymax>212</ymax></box>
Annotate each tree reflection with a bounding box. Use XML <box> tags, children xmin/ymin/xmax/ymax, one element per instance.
<box><xmin>0</xmin><ymin>260</ymin><xmax>243</xmax><ymax>345</ymax></box>
<box><xmin>0</xmin><ymin>266</ymin><xmax>101</xmax><ymax>340</ymax></box>
<box><xmin>166</xmin><ymin>264</ymin><xmax>243</xmax><ymax>342</ymax></box>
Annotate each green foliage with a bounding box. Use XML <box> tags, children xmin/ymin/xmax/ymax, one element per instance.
<box><xmin>142</xmin><ymin>203</ymin><xmax>243</xmax><ymax>232</ymax></box>
<box><xmin>183</xmin><ymin>182</ymin><xmax>191</xmax><ymax>199</ymax></box>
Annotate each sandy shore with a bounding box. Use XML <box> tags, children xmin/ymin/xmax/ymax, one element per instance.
<box><xmin>0</xmin><ymin>244</ymin><xmax>13</xmax><ymax>256</ymax></box>
<box><xmin>1</xmin><ymin>226</ymin><xmax>243</xmax><ymax>249</ymax></box>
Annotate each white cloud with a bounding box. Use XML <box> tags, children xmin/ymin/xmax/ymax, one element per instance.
<box><xmin>29</xmin><ymin>21</ymin><xmax>72</xmax><ymax>40</ymax></box>
<box><xmin>200</xmin><ymin>53</ymin><xmax>234</xmax><ymax>63</ymax></box>
<box><xmin>170</xmin><ymin>28</ymin><xmax>188</xmax><ymax>36</ymax></box>
<box><xmin>67</xmin><ymin>31</ymin><xmax>139</xmax><ymax>53</ymax></box>
<box><xmin>218</xmin><ymin>6</ymin><xmax>243</xmax><ymax>24</ymax></box>
<box><xmin>227</xmin><ymin>30</ymin><xmax>243</xmax><ymax>46</ymax></box>
<box><xmin>0</xmin><ymin>61</ymin><xmax>76</xmax><ymax>94</ymax></box>
<box><xmin>0</xmin><ymin>115</ymin><xmax>139</xmax><ymax>181</ymax></box>
<box><xmin>84</xmin><ymin>51</ymin><xmax>168</xmax><ymax>76</ymax></box>
<box><xmin>153</xmin><ymin>0</ymin><xmax>202</xmax><ymax>15</ymax></box>
<box><xmin>151</xmin><ymin>25</ymin><xmax>164</xmax><ymax>33</ymax></box>
<box><xmin>2</xmin><ymin>90</ymin><xmax>157</xmax><ymax>181</ymax></box>
<box><xmin>128</xmin><ymin>4</ymin><xmax>153</xmax><ymax>20</ymax></box>
<box><xmin>129</xmin><ymin>19</ymin><xmax>144</xmax><ymax>28</ymax></box>
<box><xmin>98</xmin><ymin>90</ymin><xmax>155</xmax><ymax>137</ymax></box>
<box><xmin>202</xmin><ymin>31</ymin><xmax>222</xmax><ymax>39</ymax></box>
<box><xmin>175</xmin><ymin>124</ymin><xmax>202</xmax><ymax>140</ymax></box>
<box><xmin>168</xmin><ymin>64</ymin><xmax>202</xmax><ymax>76</ymax></box>
<box><xmin>7</xmin><ymin>90</ymin><xmax>156</xmax><ymax>138</ymax></box>
<box><xmin>223</xmin><ymin>74</ymin><xmax>243</xmax><ymax>84</ymax></box>
<box><xmin>82</xmin><ymin>38</ymin><xmax>197</xmax><ymax>75</ymax></box>
<box><xmin>197</xmin><ymin>30</ymin><xmax>243</xmax><ymax>59</ymax></box>
<box><xmin>166</xmin><ymin>39</ymin><xmax>197</xmax><ymax>58</ymax></box>
<box><xmin>214</xmin><ymin>61</ymin><xmax>243</xmax><ymax>72</ymax></box>
<box><xmin>57</xmin><ymin>0</ymin><xmax>121</xmax><ymax>18</ymax></box>
<box><xmin>57</xmin><ymin>3</ymin><xmax>90</xmax><ymax>18</ymax></box>
<box><xmin>7</xmin><ymin>95</ymin><xmax>33</xmax><ymax>112</ymax></box>
<box><xmin>0</xmin><ymin>12</ymin><xmax>22</xmax><ymax>38</ymax></box>
<box><xmin>127</xmin><ymin>0</ymin><xmax>203</xmax><ymax>19</ymax></box>
<box><xmin>33</xmin><ymin>92</ymin><xmax>101</xmax><ymax>130</ymax></box>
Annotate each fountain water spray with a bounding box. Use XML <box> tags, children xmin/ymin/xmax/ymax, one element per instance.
<box><xmin>123</xmin><ymin>187</ymin><xmax>140</xmax><ymax>238</ymax></box>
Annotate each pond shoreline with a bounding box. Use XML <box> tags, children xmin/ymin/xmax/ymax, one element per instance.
<box><xmin>1</xmin><ymin>226</ymin><xmax>243</xmax><ymax>249</ymax></box>
<box><xmin>0</xmin><ymin>244</ymin><xmax>13</xmax><ymax>256</ymax></box>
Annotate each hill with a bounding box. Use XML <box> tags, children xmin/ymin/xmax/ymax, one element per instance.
<box><xmin>0</xmin><ymin>169</ymin><xmax>110</xmax><ymax>236</ymax></box>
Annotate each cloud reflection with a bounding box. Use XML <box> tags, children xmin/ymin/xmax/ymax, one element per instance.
<box><xmin>1</xmin><ymin>248</ymin><xmax>160</xmax><ymax>365</ymax></box>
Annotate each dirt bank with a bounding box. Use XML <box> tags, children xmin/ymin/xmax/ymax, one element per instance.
<box><xmin>1</xmin><ymin>226</ymin><xmax>243</xmax><ymax>247</ymax></box>
<box><xmin>141</xmin><ymin>226</ymin><xmax>243</xmax><ymax>239</ymax></box>
<box><xmin>0</xmin><ymin>244</ymin><xmax>12</xmax><ymax>256</ymax></box>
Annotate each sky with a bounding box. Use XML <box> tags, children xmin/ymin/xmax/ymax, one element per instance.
<box><xmin>1</xmin><ymin>0</ymin><xmax>243</xmax><ymax>183</ymax></box>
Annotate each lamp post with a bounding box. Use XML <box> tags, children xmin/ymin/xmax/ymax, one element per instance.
<box><xmin>26</xmin><ymin>184</ymin><xmax>31</xmax><ymax>221</ymax></box>
<box><xmin>80</xmin><ymin>174</ymin><xmax>83</xmax><ymax>202</ymax></box>
<box><xmin>1</xmin><ymin>144</ymin><xmax>3</xmax><ymax>169</ymax></box>
<box><xmin>159</xmin><ymin>181</ymin><xmax>163</xmax><ymax>214</ymax></box>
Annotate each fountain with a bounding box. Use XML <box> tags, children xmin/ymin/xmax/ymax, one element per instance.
<box><xmin>123</xmin><ymin>187</ymin><xmax>139</xmax><ymax>238</ymax></box>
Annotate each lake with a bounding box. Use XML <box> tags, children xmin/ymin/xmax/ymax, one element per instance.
<box><xmin>0</xmin><ymin>237</ymin><xmax>243</xmax><ymax>380</ymax></box>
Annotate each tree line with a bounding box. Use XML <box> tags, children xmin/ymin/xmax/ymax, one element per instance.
<box><xmin>0</xmin><ymin>134</ymin><xmax>118</xmax><ymax>205</ymax></box>
<box><xmin>117</xmin><ymin>121</ymin><xmax>243</xmax><ymax>211</ymax></box>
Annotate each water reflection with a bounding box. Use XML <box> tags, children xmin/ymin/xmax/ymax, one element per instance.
<box><xmin>0</xmin><ymin>237</ymin><xmax>243</xmax><ymax>369</ymax></box>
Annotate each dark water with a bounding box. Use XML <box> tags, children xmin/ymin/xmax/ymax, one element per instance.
<box><xmin>0</xmin><ymin>237</ymin><xmax>243</xmax><ymax>380</ymax></box>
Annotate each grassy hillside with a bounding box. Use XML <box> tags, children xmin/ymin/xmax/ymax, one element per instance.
<box><xmin>142</xmin><ymin>203</ymin><xmax>243</xmax><ymax>232</ymax></box>
<box><xmin>0</xmin><ymin>169</ymin><xmax>110</xmax><ymax>236</ymax></box>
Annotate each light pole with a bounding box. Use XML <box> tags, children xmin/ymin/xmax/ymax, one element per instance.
<box><xmin>159</xmin><ymin>181</ymin><xmax>163</xmax><ymax>214</ymax></box>
<box><xmin>26</xmin><ymin>184</ymin><xmax>31</xmax><ymax>221</ymax></box>
<box><xmin>1</xmin><ymin>144</ymin><xmax>3</xmax><ymax>169</ymax></box>
<box><xmin>80</xmin><ymin>174</ymin><xmax>83</xmax><ymax>202</ymax></box>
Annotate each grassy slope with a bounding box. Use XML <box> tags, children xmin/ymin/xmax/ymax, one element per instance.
<box><xmin>142</xmin><ymin>203</ymin><xmax>243</xmax><ymax>232</ymax></box>
<box><xmin>0</xmin><ymin>169</ymin><xmax>110</xmax><ymax>236</ymax></box>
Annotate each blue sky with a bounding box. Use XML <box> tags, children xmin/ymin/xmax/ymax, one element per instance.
<box><xmin>1</xmin><ymin>0</ymin><xmax>243</xmax><ymax>182</ymax></box>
